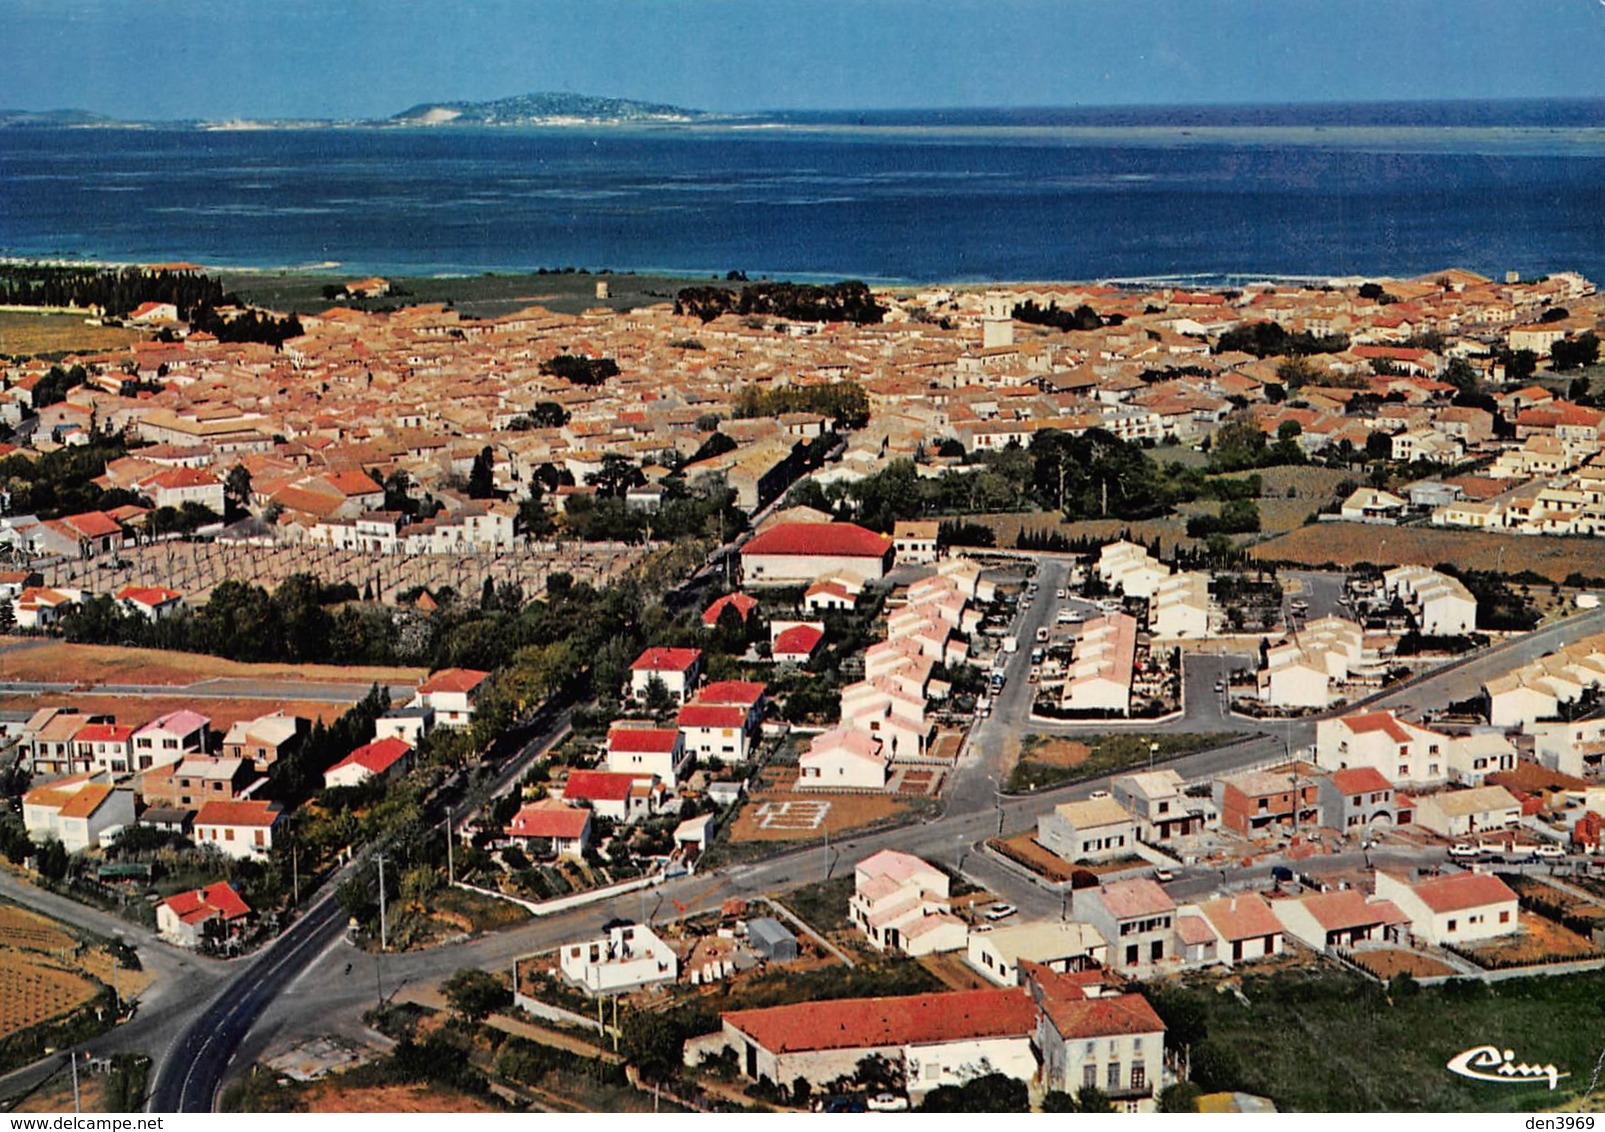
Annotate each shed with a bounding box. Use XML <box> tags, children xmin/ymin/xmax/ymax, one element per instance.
<box><xmin>747</xmin><ymin>916</ymin><xmax>799</xmax><ymax>962</ymax></box>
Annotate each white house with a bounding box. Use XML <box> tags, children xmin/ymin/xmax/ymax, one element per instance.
<box><xmin>1036</xmin><ymin>796</ymin><xmax>1138</xmax><ymax>864</ymax></box>
<box><xmin>1071</xmin><ymin>879</ymin><xmax>1176</xmax><ymax>976</ymax></box>
<box><xmin>505</xmin><ymin>798</ymin><xmax>592</xmax><ymax>859</ymax></box>
<box><xmin>797</xmin><ymin>727</ymin><xmax>888</xmax><ymax>791</ymax></box>
<box><xmin>156</xmin><ymin>881</ymin><xmax>252</xmax><ymax>948</ymax></box>
<box><xmin>892</xmin><ymin>520</ymin><xmax>941</xmax><ymax>566</ymax></box>
<box><xmin>1411</xmin><ymin>785</ymin><xmax>1522</xmax><ymax>839</ymax></box>
<box><xmin>629</xmin><ymin>647</ymin><xmax>703</xmax><ymax>705</ymax></box>
<box><xmin>1270</xmin><ymin>889</ymin><xmax>1408</xmax><ymax>951</ymax></box>
<box><xmin>965</xmin><ymin>921</ymin><xmax>1108</xmax><ymax>986</ymax></box>
<box><xmin>675</xmin><ymin>703</ymin><xmax>753</xmax><ymax>766</ymax></box>
<box><xmin>322</xmin><ymin>737</ymin><xmax>413</xmax><ymax>790</ymax></box>
<box><xmin>558</xmin><ymin>923</ymin><xmax>678</xmax><ymax>995</ymax></box>
<box><xmin>1035</xmin><ymin>990</ymin><xmax>1168</xmax><ymax>1112</ymax></box>
<box><xmin>114</xmin><ymin>584</ymin><xmax>184</xmax><ymax>621</ymax></box>
<box><xmin>1110</xmin><ymin>769</ymin><xmax>1205</xmax><ymax>843</ymax></box>
<box><xmin>1372</xmin><ymin>870</ymin><xmax>1519</xmax><ymax>947</ymax></box>
<box><xmin>192</xmin><ymin>799</ymin><xmax>284</xmax><ymax>860</ymax></box>
<box><xmin>411</xmin><ymin>667</ymin><xmax>489</xmax><ymax>728</ymax></box>
<box><xmin>1383</xmin><ymin>565</ymin><xmax>1477</xmax><ymax>637</ymax></box>
<box><xmin>1314</xmin><ymin>711</ymin><xmax>1453</xmax><ymax>788</ymax></box>
<box><xmin>1191</xmin><ymin>893</ymin><xmax>1285</xmax><ymax>966</ymax></box>
<box><xmin>22</xmin><ymin>773</ymin><xmax>134</xmax><ymax>852</ymax></box>
<box><xmin>605</xmin><ymin>726</ymin><xmax>691</xmax><ymax>785</ymax></box>
<box><xmin>850</xmin><ymin>849</ymin><xmax>966</xmax><ymax>957</ymax></box>
<box><xmin>131</xmin><ymin>709</ymin><xmax>209</xmax><ymax>772</ymax></box>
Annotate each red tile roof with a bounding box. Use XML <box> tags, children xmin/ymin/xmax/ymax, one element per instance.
<box><xmin>702</xmin><ymin>592</ymin><xmax>759</xmax><ymax>626</ymax></box>
<box><xmin>695</xmin><ymin>680</ymin><xmax>766</xmax><ymax>707</ymax></box>
<box><xmin>1341</xmin><ymin>712</ymin><xmax>1413</xmax><ymax>744</ymax></box>
<box><xmin>676</xmin><ymin>704</ymin><xmax>748</xmax><ymax>730</ymax></box>
<box><xmin>724</xmin><ymin>988</ymin><xmax>1037</xmax><ymax>1054</ymax></box>
<box><xmin>193</xmin><ymin>800</ymin><xmax>282</xmax><ymax>828</ymax></box>
<box><xmin>741</xmin><ymin>521</ymin><xmax>893</xmax><ymax>560</ymax></box>
<box><xmin>1407</xmin><ymin>871</ymin><xmax>1518</xmax><ymax>914</ymax></box>
<box><xmin>631</xmin><ymin>646</ymin><xmax>702</xmax><ymax>673</ymax></box>
<box><xmin>1038</xmin><ymin>992</ymin><xmax>1166</xmax><ymax>1042</ymax></box>
<box><xmin>607</xmin><ymin>727</ymin><xmax>681</xmax><ymax>753</ymax></box>
<box><xmin>507</xmin><ymin>799</ymin><xmax>591</xmax><ymax>840</ymax></box>
<box><xmin>418</xmin><ymin>667</ymin><xmax>489</xmax><ymax>694</ymax></box>
<box><xmin>1199</xmin><ymin>893</ymin><xmax>1283</xmax><ymax>942</ymax></box>
<box><xmin>1331</xmin><ymin>766</ymin><xmax>1394</xmax><ymax>795</ymax></box>
<box><xmin>74</xmin><ymin>723</ymin><xmax>134</xmax><ymax>743</ymax></box>
<box><xmin>562</xmin><ymin>770</ymin><xmax>639</xmax><ymax>803</ymax></box>
<box><xmin>116</xmin><ymin>584</ymin><xmax>182</xmax><ymax>607</ymax></box>
<box><xmin>326</xmin><ymin>736</ymin><xmax>412</xmax><ymax>777</ymax></box>
<box><xmin>163</xmin><ymin>881</ymin><xmax>251</xmax><ymax>925</ymax></box>
<box><xmin>61</xmin><ymin>510</ymin><xmax>123</xmax><ymax>538</ymax></box>
<box><xmin>773</xmin><ymin>623</ymin><xmax>824</xmax><ymax>658</ymax></box>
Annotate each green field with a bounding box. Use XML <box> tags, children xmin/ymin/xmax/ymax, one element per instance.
<box><xmin>1148</xmin><ymin>967</ymin><xmax>1605</xmax><ymax>1112</ymax></box>
<box><xmin>1006</xmin><ymin>732</ymin><xmax>1229</xmax><ymax>793</ymax></box>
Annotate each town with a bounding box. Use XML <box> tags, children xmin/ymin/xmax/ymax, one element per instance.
<box><xmin>0</xmin><ymin>261</ymin><xmax>1603</xmax><ymax>1115</ymax></box>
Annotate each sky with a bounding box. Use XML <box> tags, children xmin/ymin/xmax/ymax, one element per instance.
<box><xmin>2</xmin><ymin>0</ymin><xmax>1604</xmax><ymax>120</ymax></box>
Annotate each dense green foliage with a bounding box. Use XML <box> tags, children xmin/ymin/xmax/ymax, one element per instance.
<box><xmin>1215</xmin><ymin>320</ymin><xmax>1349</xmax><ymax>358</ymax></box>
<box><xmin>674</xmin><ymin>280</ymin><xmax>885</xmax><ymax>324</ymax></box>
<box><xmin>732</xmin><ymin>380</ymin><xmax>869</xmax><ymax>428</ymax></box>
<box><xmin>0</xmin><ymin>265</ymin><xmax>226</xmax><ymax>319</ymax></box>
<box><xmin>1010</xmin><ymin>300</ymin><xmax>1108</xmax><ymax>332</ymax></box>
<box><xmin>1551</xmin><ymin>332</ymin><xmax>1600</xmax><ymax>372</ymax></box>
<box><xmin>539</xmin><ymin>353</ymin><xmax>621</xmax><ymax>386</ymax></box>
<box><xmin>187</xmin><ymin>304</ymin><xmax>303</xmax><ymax>347</ymax></box>
<box><xmin>918</xmin><ymin>1073</ymin><xmax>1028</xmax><ymax>1112</ymax></box>
<box><xmin>0</xmin><ymin>439</ymin><xmax>138</xmax><ymax>518</ymax></box>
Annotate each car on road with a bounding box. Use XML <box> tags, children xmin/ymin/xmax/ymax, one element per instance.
<box><xmin>868</xmin><ymin>1094</ymin><xmax>910</xmax><ymax>1113</ymax></box>
<box><xmin>1534</xmin><ymin>844</ymin><xmax>1565</xmax><ymax>859</ymax></box>
<box><xmin>1056</xmin><ymin>588</ymin><xmax>1067</xmax><ymax>599</ymax></box>
<box><xmin>1448</xmin><ymin>843</ymin><xmax>1478</xmax><ymax>858</ymax></box>
<box><xmin>1152</xmin><ymin>868</ymin><xmax>1174</xmax><ymax>882</ymax></box>
<box><xmin>1036</xmin><ymin>627</ymin><xmax>1050</xmax><ymax>643</ymax></box>
<box><xmin>1214</xmin><ymin>680</ymin><xmax>1226</xmax><ymax>692</ymax></box>
<box><xmin>984</xmin><ymin>903</ymin><xmax>1017</xmax><ymax>921</ymax></box>
<box><xmin>1089</xmin><ymin>789</ymin><xmax>1111</xmax><ymax>799</ymax></box>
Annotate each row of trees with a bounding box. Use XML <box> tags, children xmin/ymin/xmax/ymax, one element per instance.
<box><xmin>731</xmin><ymin>380</ymin><xmax>870</xmax><ymax>429</ymax></box>
<box><xmin>0</xmin><ymin>265</ymin><xmax>227</xmax><ymax>319</ymax></box>
<box><xmin>674</xmin><ymin>280</ymin><xmax>886</xmax><ymax>325</ymax></box>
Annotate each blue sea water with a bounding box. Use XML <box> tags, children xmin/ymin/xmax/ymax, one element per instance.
<box><xmin>2</xmin><ymin>100</ymin><xmax>1604</xmax><ymax>283</ymax></box>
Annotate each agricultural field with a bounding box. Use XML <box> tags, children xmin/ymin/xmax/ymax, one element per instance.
<box><xmin>0</xmin><ymin>310</ymin><xmax>145</xmax><ymax>357</ymax></box>
<box><xmin>0</xmin><ymin>903</ymin><xmax>124</xmax><ymax>1065</ymax></box>
<box><xmin>1147</xmin><ymin>966</ymin><xmax>1605</xmax><ymax>1112</ymax></box>
<box><xmin>0</xmin><ymin>957</ymin><xmax>98</xmax><ymax>1038</ymax></box>
<box><xmin>0</xmin><ymin>639</ymin><xmax>423</xmax><ymax>689</ymax></box>
<box><xmin>1252</xmin><ymin>523</ymin><xmax>1605</xmax><ymax>583</ymax></box>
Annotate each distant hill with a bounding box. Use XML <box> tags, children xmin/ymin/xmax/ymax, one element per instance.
<box><xmin>391</xmin><ymin>91</ymin><xmax>702</xmax><ymax>126</ymax></box>
<box><xmin>0</xmin><ymin>108</ymin><xmax>111</xmax><ymax>128</ymax></box>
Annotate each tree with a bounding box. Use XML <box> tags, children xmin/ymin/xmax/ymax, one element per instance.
<box><xmin>1365</xmin><ymin>430</ymin><xmax>1394</xmax><ymax>461</ymax></box>
<box><xmin>1209</xmin><ymin>419</ymin><xmax>1269</xmax><ymax>472</ymax></box>
<box><xmin>224</xmin><ymin>464</ymin><xmax>253</xmax><ymax>511</ymax></box>
<box><xmin>1552</xmin><ymin>332</ymin><xmax>1600</xmax><ymax>373</ymax></box>
<box><xmin>1042</xmin><ymin>1090</ymin><xmax>1077</xmax><ymax>1112</ymax></box>
<box><xmin>441</xmin><ymin>968</ymin><xmax>511</xmax><ymax>1022</ymax></box>
<box><xmin>467</xmin><ymin>446</ymin><xmax>495</xmax><ymax>499</ymax></box>
<box><xmin>918</xmin><ymin>1073</ymin><xmax>1028</xmax><ymax>1112</ymax></box>
<box><xmin>1074</xmin><ymin>1084</ymin><xmax>1114</xmax><ymax>1113</ymax></box>
<box><xmin>642</xmin><ymin>674</ymin><xmax>674</xmax><ymax>715</ymax></box>
<box><xmin>527</xmin><ymin>401</ymin><xmax>569</xmax><ymax>428</ymax></box>
<box><xmin>1159</xmin><ymin>1082</ymin><xmax>1203</xmax><ymax>1112</ymax></box>
<box><xmin>37</xmin><ymin>838</ymin><xmax>68</xmax><ymax>881</ymax></box>
<box><xmin>1503</xmin><ymin>348</ymin><xmax>1538</xmax><ymax>382</ymax></box>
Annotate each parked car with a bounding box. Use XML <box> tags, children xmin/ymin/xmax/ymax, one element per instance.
<box><xmin>1089</xmin><ymin>789</ymin><xmax>1111</xmax><ymax>800</ymax></box>
<box><xmin>1448</xmin><ymin>844</ymin><xmax>1478</xmax><ymax>859</ymax></box>
<box><xmin>868</xmin><ymin>1094</ymin><xmax>910</xmax><ymax>1112</ymax></box>
<box><xmin>1534</xmin><ymin>844</ymin><xmax>1565</xmax><ymax>859</ymax></box>
<box><xmin>1152</xmin><ymin>868</ymin><xmax>1175</xmax><ymax>883</ymax></box>
<box><xmin>1056</xmin><ymin>588</ymin><xmax>1067</xmax><ymax>599</ymax></box>
<box><xmin>984</xmin><ymin>903</ymin><xmax>1017</xmax><ymax>921</ymax></box>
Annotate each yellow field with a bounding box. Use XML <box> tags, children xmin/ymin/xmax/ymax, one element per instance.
<box><xmin>0</xmin><ymin>310</ymin><xmax>145</xmax><ymax>357</ymax></box>
<box><xmin>0</xmin><ymin>953</ymin><xmax>99</xmax><ymax>1038</ymax></box>
<box><xmin>0</xmin><ymin>903</ymin><xmax>76</xmax><ymax>954</ymax></box>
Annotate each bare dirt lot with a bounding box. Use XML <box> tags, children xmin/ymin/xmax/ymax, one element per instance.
<box><xmin>727</xmin><ymin>768</ymin><xmax>921</xmax><ymax>843</ymax></box>
<box><xmin>0</xmin><ymin>693</ymin><xmax>362</xmax><ymax>729</ymax></box>
<box><xmin>1028</xmin><ymin>738</ymin><xmax>1091</xmax><ymax>768</ymax></box>
<box><xmin>1252</xmin><ymin>523</ymin><xmax>1605</xmax><ymax>582</ymax></box>
<box><xmin>0</xmin><ymin>639</ymin><xmax>424</xmax><ymax>688</ymax></box>
<box><xmin>1350</xmin><ymin>948</ymin><xmax>1459</xmax><ymax>980</ymax></box>
<box><xmin>1460</xmin><ymin>911</ymin><xmax>1603</xmax><ymax>967</ymax></box>
<box><xmin>989</xmin><ymin>833</ymin><xmax>1076</xmax><ymax>883</ymax></box>
<box><xmin>304</xmin><ymin>1084</ymin><xmax>500</xmax><ymax>1113</ymax></box>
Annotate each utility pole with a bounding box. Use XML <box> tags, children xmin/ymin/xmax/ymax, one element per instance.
<box><xmin>71</xmin><ymin>1050</ymin><xmax>81</xmax><ymax>1114</ymax></box>
<box><xmin>292</xmin><ymin>842</ymin><xmax>299</xmax><ymax>906</ymax></box>
<box><xmin>376</xmin><ymin>853</ymin><xmax>388</xmax><ymax>952</ymax></box>
<box><xmin>446</xmin><ymin>810</ymin><xmax>455</xmax><ymax>886</ymax></box>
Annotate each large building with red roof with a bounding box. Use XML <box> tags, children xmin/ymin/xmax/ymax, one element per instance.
<box><xmin>323</xmin><ymin>736</ymin><xmax>414</xmax><ymax>790</ymax></box>
<box><xmin>412</xmin><ymin>667</ymin><xmax>489</xmax><ymax>728</ymax></box>
<box><xmin>738</xmin><ymin>521</ymin><xmax>893</xmax><ymax>586</ymax></box>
